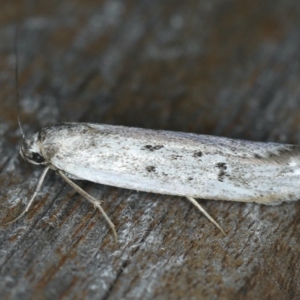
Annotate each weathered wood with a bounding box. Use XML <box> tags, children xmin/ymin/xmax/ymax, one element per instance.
<box><xmin>0</xmin><ymin>0</ymin><xmax>300</xmax><ymax>299</ymax></box>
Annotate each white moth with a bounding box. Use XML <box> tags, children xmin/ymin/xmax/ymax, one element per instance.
<box><xmin>12</xmin><ymin>122</ymin><xmax>300</xmax><ymax>242</ymax></box>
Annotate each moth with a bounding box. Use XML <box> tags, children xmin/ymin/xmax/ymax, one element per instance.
<box><xmin>13</xmin><ymin>122</ymin><xmax>300</xmax><ymax>242</ymax></box>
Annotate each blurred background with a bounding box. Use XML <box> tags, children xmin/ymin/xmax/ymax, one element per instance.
<box><xmin>0</xmin><ymin>1</ymin><xmax>300</xmax><ymax>299</ymax></box>
<box><xmin>2</xmin><ymin>1</ymin><xmax>300</xmax><ymax>140</ymax></box>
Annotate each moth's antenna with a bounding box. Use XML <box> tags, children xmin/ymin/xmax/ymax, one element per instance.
<box><xmin>14</xmin><ymin>27</ymin><xmax>26</xmax><ymax>140</ymax></box>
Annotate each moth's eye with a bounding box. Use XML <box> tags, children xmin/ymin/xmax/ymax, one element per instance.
<box><xmin>31</xmin><ymin>152</ymin><xmax>45</xmax><ymax>163</ymax></box>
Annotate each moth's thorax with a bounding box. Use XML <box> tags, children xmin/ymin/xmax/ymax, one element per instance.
<box><xmin>19</xmin><ymin>132</ymin><xmax>46</xmax><ymax>165</ymax></box>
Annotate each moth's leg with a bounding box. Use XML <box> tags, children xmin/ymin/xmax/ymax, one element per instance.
<box><xmin>58</xmin><ymin>170</ymin><xmax>118</xmax><ymax>244</ymax></box>
<box><xmin>4</xmin><ymin>166</ymin><xmax>50</xmax><ymax>224</ymax></box>
<box><xmin>186</xmin><ymin>196</ymin><xmax>226</xmax><ymax>235</ymax></box>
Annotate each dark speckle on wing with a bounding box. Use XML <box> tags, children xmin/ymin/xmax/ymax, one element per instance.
<box><xmin>170</xmin><ymin>154</ymin><xmax>183</xmax><ymax>160</ymax></box>
<box><xmin>215</xmin><ymin>162</ymin><xmax>227</xmax><ymax>182</ymax></box>
<box><xmin>142</xmin><ymin>145</ymin><xmax>164</xmax><ymax>151</ymax></box>
<box><xmin>146</xmin><ymin>166</ymin><xmax>156</xmax><ymax>172</ymax></box>
<box><xmin>193</xmin><ymin>151</ymin><xmax>203</xmax><ymax>158</ymax></box>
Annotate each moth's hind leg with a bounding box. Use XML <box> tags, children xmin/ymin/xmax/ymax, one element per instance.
<box><xmin>58</xmin><ymin>170</ymin><xmax>118</xmax><ymax>244</ymax></box>
<box><xmin>186</xmin><ymin>196</ymin><xmax>226</xmax><ymax>235</ymax></box>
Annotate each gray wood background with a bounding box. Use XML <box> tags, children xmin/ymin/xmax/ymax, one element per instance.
<box><xmin>0</xmin><ymin>0</ymin><xmax>300</xmax><ymax>299</ymax></box>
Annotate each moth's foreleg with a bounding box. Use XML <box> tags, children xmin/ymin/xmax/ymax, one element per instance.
<box><xmin>4</xmin><ymin>166</ymin><xmax>50</xmax><ymax>224</ymax></box>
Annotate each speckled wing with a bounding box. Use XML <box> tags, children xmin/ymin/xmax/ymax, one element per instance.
<box><xmin>38</xmin><ymin>123</ymin><xmax>300</xmax><ymax>205</ymax></box>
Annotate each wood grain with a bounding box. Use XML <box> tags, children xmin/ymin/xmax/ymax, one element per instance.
<box><xmin>0</xmin><ymin>0</ymin><xmax>300</xmax><ymax>299</ymax></box>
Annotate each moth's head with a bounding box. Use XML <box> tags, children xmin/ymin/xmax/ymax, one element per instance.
<box><xmin>19</xmin><ymin>133</ymin><xmax>46</xmax><ymax>165</ymax></box>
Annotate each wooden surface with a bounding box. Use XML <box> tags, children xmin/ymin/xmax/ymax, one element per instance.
<box><xmin>0</xmin><ymin>1</ymin><xmax>300</xmax><ymax>299</ymax></box>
